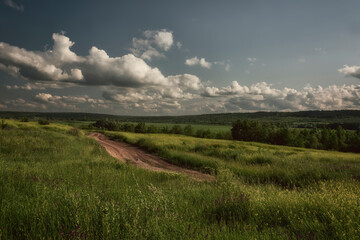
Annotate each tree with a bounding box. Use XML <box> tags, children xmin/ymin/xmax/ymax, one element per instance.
<box><xmin>38</xmin><ymin>118</ymin><xmax>49</xmax><ymax>125</ymax></box>
<box><xmin>184</xmin><ymin>125</ymin><xmax>194</xmax><ymax>136</ymax></box>
<box><xmin>171</xmin><ymin>125</ymin><xmax>183</xmax><ymax>134</ymax></box>
<box><xmin>147</xmin><ymin>125</ymin><xmax>158</xmax><ymax>133</ymax></box>
<box><xmin>135</xmin><ymin>122</ymin><xmax>146</xmax><ymax>133</ymax></box>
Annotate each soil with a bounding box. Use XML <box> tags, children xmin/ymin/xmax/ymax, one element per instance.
<box><xmin>88</xmin><ymin>132</ymin><xmax>214</xmax><ymax>181</ymax></box>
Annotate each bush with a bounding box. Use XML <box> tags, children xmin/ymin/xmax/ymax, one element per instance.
<box><xmin>38</xmin><ymin>118</ymin><xmax>49</xmax><ymax>125</ymax></box>
<box><xmin>20</xmin><ymin>117</ymin><xmax>29</xmax><ymax>122</ymax></box>
<box><xmin>1</xmin><ymin>120</ymin><xmax>8</xmax><ymax>129</ymax></box>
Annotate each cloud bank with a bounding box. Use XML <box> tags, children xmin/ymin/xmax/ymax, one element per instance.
<box><xmin>202</xmin><ymin>81</ymin><xmax>360</xmax><ymax>111</ymax></box>
<box><xmin>0</xmin><ymin>32</ymin><xmax>359</xmax><ymax>114</ymax></box>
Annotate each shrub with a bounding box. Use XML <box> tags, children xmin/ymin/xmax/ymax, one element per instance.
<box><xmin>1</xmin><ymin>119</ymin><xmax>8</xmax><ymax>129</ymax></box>
<box><xmin>20</xmin><ymin>117</ymin><xmax>29</xmax><ymax>122</ymax></box>
<box><xmin>38</xmin><ymin>118</ymin><xmax>50</xmax><ymax>125</ymax></box>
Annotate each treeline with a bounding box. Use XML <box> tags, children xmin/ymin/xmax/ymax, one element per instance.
<box><xmin>91</xmin><ymin>119</ymin><xmax>231</xmax><ymax>139</ymax></box>
<box><xmin>231</xmin><ymin>119</ymin><xmax>360</xmax><ymax>153</ymax></box>
<box><xmin>1</xmin><ymin>110</ymin><xmax>360</xmax><ymax>129</ymax></box>
<box><xmin>91</xmin><ymin>119</ymin><xmax>360</xmax><ymax>153</ymax></box>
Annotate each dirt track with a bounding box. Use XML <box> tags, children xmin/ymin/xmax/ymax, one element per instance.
<box><xmin>89</xmin><ymin>132</ymin><xmax>214</xmax><ymax>181</ymax></box>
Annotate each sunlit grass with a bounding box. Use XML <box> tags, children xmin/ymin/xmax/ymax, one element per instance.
<box><xmin>1</xmin><ymin>119</ymin><xmax>360</xmax><ymax>239</ymax></box>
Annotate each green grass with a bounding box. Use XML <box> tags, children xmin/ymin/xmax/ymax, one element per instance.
<box><xmin>106</xmin><ymin>131</ymin><xmax>360</xmax><ymax>188</ymax></box>
<box><xmin>1</xmin><ymin>119</ymin><xmax>360</xmax><ymax>239</ymax></box>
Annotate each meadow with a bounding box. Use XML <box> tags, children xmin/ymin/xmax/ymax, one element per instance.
<box><xmin>1</xmin><ymin>119</ymin><xmax>360</xmax><ymax>239</ymax></box>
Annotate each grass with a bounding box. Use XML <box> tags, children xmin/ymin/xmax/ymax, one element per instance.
<box><xmin>1</xmin><ymin>119</ymin><xmax>360</xmax><ymax>239</ymax></box>
<box><xmin>106</xmin><ymin>131</ymin><xmax>360</xmax><ymax>188</ymax></box>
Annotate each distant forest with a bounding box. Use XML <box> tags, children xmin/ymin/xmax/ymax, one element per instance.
<box><xmin>0</xmin><ymin>110</ymin><xmax>360</xmax><ymax>130</ymax></box>
<box><xmin>89</xmin><ymin>118</ymin><xmax>360</xmax><ymax>153</ymax></box>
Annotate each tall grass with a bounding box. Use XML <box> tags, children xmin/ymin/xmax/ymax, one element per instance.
<box><xmin>1</xmin><ymin>120</ymin><xmax>360</xmax><ymax>239</ymax></box>
<box><xmin>105</xmin><ymin>131</ymin><xmax>360</xmax><ymax>188</ymax></box>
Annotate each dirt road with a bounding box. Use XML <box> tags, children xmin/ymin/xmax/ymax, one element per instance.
<box><xmin>88</xmin><ymin>132</ymin><xmax>214</xmax><ymax>181</ymax></box>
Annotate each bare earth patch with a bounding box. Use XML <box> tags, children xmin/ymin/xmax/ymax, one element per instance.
<box><xmin>89</xmin><ymin>132</ymin><xmax>214</xmax><ymax>181</ymax></box>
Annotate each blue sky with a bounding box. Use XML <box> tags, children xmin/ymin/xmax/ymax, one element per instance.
<box><xmin>0</xmin><ymin>0</ymin><xmax>359</xmax><ymax>115</ymax></box>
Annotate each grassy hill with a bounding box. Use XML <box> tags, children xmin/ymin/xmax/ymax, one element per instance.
<box><xmin>1</xmin><ymin>119</ymin><xmax>360</xmax><ymax>239</ymax></box>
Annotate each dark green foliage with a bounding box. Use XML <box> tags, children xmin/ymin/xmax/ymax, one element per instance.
<box><xmin>1</xmin><ymin>119</ymin><xmax>8</xmax><ymax>129</ymax></box>
<box><xmin>20</xmin><ymin>117</ymin><xmax>29</xmax><ymax>122</ymax></box>
<box><xmin>37</xmin><ymin>118</ymin><xmax>49</xmax><ymax>125</ymax></box>
<box><xmin>195</xmin><ymin>129</ymin><xmax>213</xmax><ymax>139</ymax></box>
<box><xmin>171</xmin><ymin>125</ymin><xmax>183</xmax><ymax>134</ymax></box>
<box><xmin>184</xmin><ymin>125</ymin><xmax>194</xmax><ymax>136</ymax></box>
<box><xmin>232</xmin><ymin>119</ymin><xmax>360</xmax><ymax>153</ymax></box>
<box><xmin>147</xmin><ymin>125</ymin><xmax>158</xmax><ymax>133</ymax></box>
<box><xmin>134</xmin><ymin>122</ymin><xmax>147</xmax><ymax>133</ymax></box>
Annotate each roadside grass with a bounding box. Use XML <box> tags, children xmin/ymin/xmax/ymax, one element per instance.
<box><xmin>1</xmin><ymin>119</ymin><xmax>360</xmax><ymax>239</ymax></box>
<box><xmin>105</xmin><ymin>131</ymin><xmax>360</xmax><ymax>188</ymax></box>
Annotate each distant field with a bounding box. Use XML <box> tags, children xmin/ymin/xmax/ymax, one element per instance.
<box><xmin>1</xmin><ymin>119</ymin><xmax>360</xmax><ymax>239</ymax></box>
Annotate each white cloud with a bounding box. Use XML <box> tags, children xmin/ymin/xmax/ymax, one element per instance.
<box><xmin>33</xmin><ymin>93</ymin><xmax>105</xmax><ymax>111</ymax></box>
<box><xmin>338</xmin><ymin>65</ymin><xmax>360</xmax><ymax>79</ymax></box>
<box><xmin>168</xmin><ymin>74</ymin><xmax>203</xmax><ymax>90</ymax></box>
<box><xmin>298</xmin><ymin>58</ymin><xmax>306</xmax><ymax>63</ymax></box>
<box><xmin>4</xmin><ymin>0</ymin><xmax>24</xmax><ymax>11</ymax></box>
<box><xmin>0</xmin><ymin>32</ymin><xmax>202</xmax><ymax>92</ymax></box>
<box><xmin>130</xmin><ymin>29</ymin><xmax>175</xmax><ymax>61</ymax></box>
<box><xmin>6</xmin><ymin>83</ymin><xmax>45</xmax><ymax>90</ymax></box>
<box><xmin>0</xmin><ymin>103</ymin><xmax>7</xmax><ymax>109</ymax></box>
<box><xmin>0</xmin><ymin>38</ymin><xmax>83</xmax><ymax>83</ymax></box>
<box><xmin>202</xmin><ymin>81</ymin><xmax>360</xmax><ymax>111</ymax></box>
<box><xmin>151</xmin><ymin>30</ymin><xmax>173</xmax><ymax>51</ymax></box>
<box><xmin>247</xmin><ymin>57</ymin><xmax>257</xmax><ymax>63</ymax></box>
<box><xmin>185</xmin><ymin>56</ymin><xmax>212</xmax><ymax>69</ymax></box>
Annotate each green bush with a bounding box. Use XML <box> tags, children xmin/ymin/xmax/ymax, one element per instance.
<box><xmin>38</xmin><ymin>118</ymin><xmax>50</xmax><ymax>125</ymax></box>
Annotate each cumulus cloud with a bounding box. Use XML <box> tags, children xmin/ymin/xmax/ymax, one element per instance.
<box><xmin>168</xmin><ymin>74</ymin><xmax>203</xmax><ymax>90</ymax></box>
<box><xmin>130</xmin><ymin>29</ymin><xmax>175</xmax><ymax>61</ymax></box>
<box><xmin>185</xmin><ymin>56</ymin><xmax>212</xmax><ymax>69</ymax></box>
<box><xmin>0</xmin><ymin>32</ymin><xmax>201</xmax><ymax>92</ymax></box>
<box><xmin>0</xmin><ymin>34</ymin><xmax>84</xmax><ymax>84</ymax></box>
<box><xmin>202</xmin><ymin>81</ymin><xmax>360</xmax><ymax>111</ymax></box>
<box><xmin>4</xmin><ymin>0</ymin><xmax>24</xmax><ymax>11</ymax></box>
<box><xmin>338</xmin><ymin>65</ymin><xmax>360</xmax><ymax>79</ymax></box>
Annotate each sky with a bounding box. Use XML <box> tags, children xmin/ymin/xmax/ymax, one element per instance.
<box><xmin>0</xmin><ymin>0</ymin><xmax>359</xmax><ymax>115</ymax></box>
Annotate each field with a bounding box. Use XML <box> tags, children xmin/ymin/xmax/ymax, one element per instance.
<box><xmin>1</xmin><ymin>119</ymin><xmax>360</xmax><ymax>239</ymax></box>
